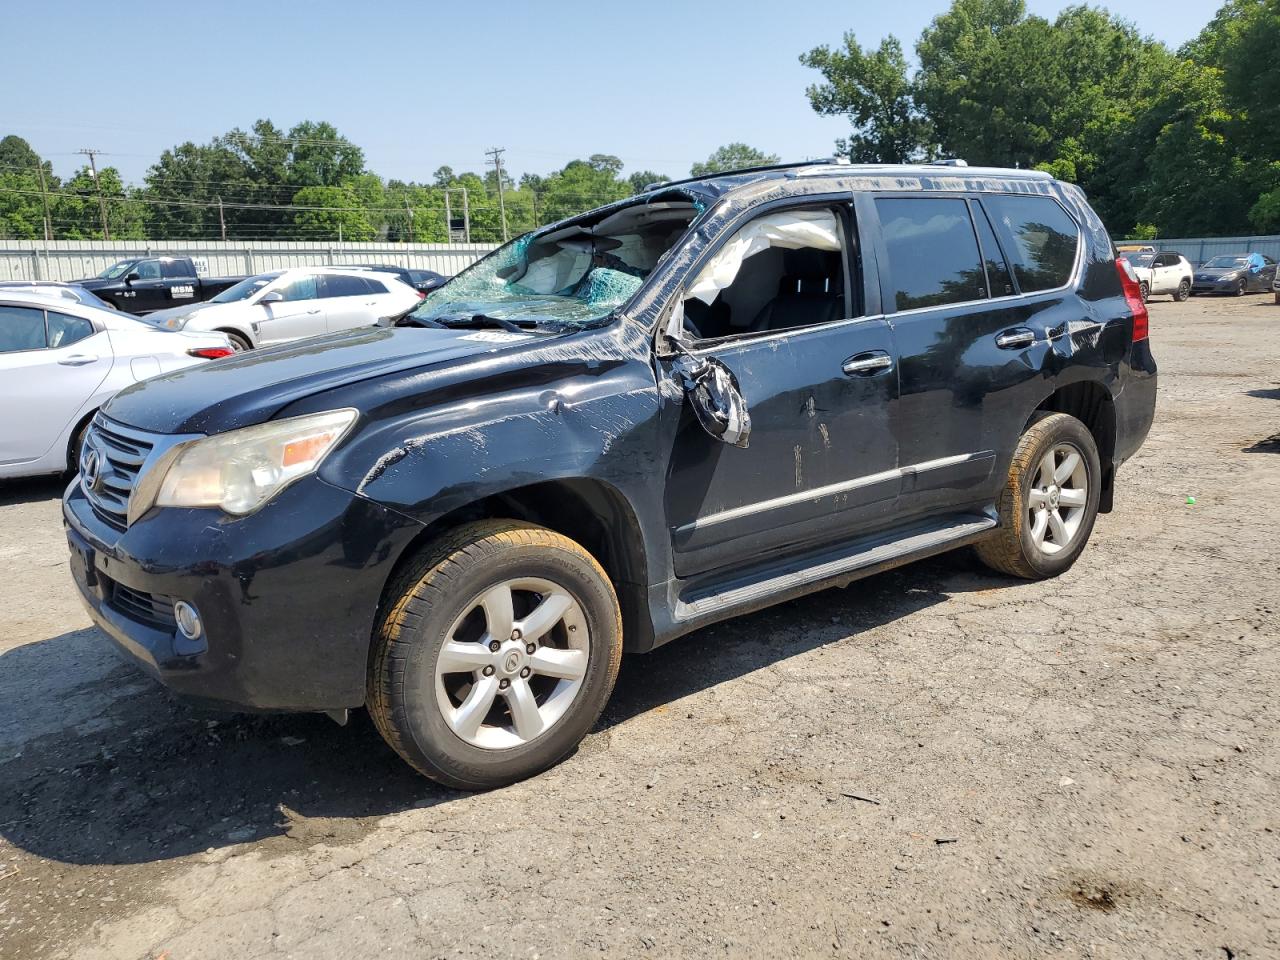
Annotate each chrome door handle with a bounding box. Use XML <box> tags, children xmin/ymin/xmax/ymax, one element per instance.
<box><xmin>58</xmin><ymin>354</ymin><xmax>99</xmax><ymax>366</ymax></box>
<box><xmin>306</xmin><ymin>309</ymin><xmax>322</xmax><ymax>314</ymax></box>
<box><xmin>842</xmin><ymin>352</ymin><xmax>893</xmax><ymax>376</ymax></box>
<box><xmin>995</xmin><ymin>329</ymin><xmax>1036</xmax><ymax>349</ymax></box>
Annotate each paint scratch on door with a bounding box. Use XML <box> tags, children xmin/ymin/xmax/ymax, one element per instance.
<box><xmin>794</xmin><ymin>444</ymin><xmax>803</xmax><ymax>488</ymax></box>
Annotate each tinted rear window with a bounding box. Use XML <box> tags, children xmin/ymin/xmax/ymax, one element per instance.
<box><xmin>875</xmin><ymin>197</ymin><xmax>985</xmax><ymax>311</ymax></box>
<box><xmin>981</xmin><ymin>195</ymin><xmax>1079</xmax><ymax>293</ymax></box>
<box><xmin>160</xmin><ymin>259</ymin><xmax>193</xmax><ymax>279</ymax></box>
<box><xmin>322</xmin><ymin>274</ymin><xmax>371</xmax><ymax>298</ymax></box>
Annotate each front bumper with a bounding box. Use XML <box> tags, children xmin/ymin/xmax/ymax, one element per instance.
<box><xmin>63</xmin><ymin>473</ymin><xmax>423</xmax><ymax>712</ymax></box>
<box><xmin>1191</xmin><ymin>277</ymin><xmax>1241</xmax><ymax>294</ymax></box>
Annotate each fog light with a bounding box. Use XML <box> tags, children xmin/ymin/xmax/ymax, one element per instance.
<box><xmin>174</xmin><ymin>601</ymin><xmax>203</xmax><ymax>641</ymax></box>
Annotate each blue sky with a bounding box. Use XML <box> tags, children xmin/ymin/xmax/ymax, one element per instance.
<box><xmin>3</xmin><ymin>0</ymin><xmax>1216</xmax><ymax>186</ymax></box>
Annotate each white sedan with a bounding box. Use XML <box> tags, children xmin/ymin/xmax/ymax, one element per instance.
<box><xmin>146</xmin><ymin>267</ymin><xmax>422</xmax><ymax>351</ymax></box>
<box><xmin>0</xmin><ymin>292</ymin><xmax>234</xmax><ymax>480</ymax></box>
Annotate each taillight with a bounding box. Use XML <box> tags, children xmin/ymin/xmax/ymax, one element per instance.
<box><xmin>416</xmin><ymin>290</ymin><xmax>427</xmax><ymax>299</ymax></box>
<box><xmin>188</xmin><ymin>346</ymin><xmax>235</xmax><ymax>359</ymax></box>
<box><xmin>1115</xmin><ymin>257</ymin><xmax>1149</xmax><ymax>342</ymax></box>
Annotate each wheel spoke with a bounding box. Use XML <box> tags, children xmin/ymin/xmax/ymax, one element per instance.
<box><xmin>438</xmin><ymin>640</ymin><xmax>493</xmax><ymax>674</ymax></box>
<box><xmin>529</xmin><ymin>646</ymin><xmax>588</xmax><ymax>681</ymax></box>
<box><xmin>452</xmin><ymin>675</ymin><xmax>499</xmax><ymax>739</ymax></box>
<box><xmin>1038</xmin><ymin>451</ymin><xmax>1057</xmax><ymax>487</ymax></box>
<box><xmin>505</xmin><ymin>679</ymin><xmax>543</xmax><ymax>740</ymax></box>
<box><xmin>1048</xmin><ymin>508</ymin><xmax>1069</xmax><ymax>545</ymax></box>
<box><xmin>1030</xmin><ymin>507</ymin><xmax>1049</xmax><ymax>546</ymax></box>
<box><xmin>1058</xmin><ymin>488</ymin><xmax>1087</xmax><ymax>507</ymax></box>
<box><xmin>518</xmin><ymin>590</ymin><xmax>573</xmax><ymax>643</ymax></box>
<box><xmin>1029</xmin><ymin>488</ymin><xmax>1049</xmax><ymax>506</ymax></box>
<box><xmin>1054</xmin><ymin>451</ymin><xmax>1081</xmax><ymax>485</ymax></box>
<box><xmin>479</xmin><ymin>584</ymin><xmax>515</xmax><ymax>640</ymax></box>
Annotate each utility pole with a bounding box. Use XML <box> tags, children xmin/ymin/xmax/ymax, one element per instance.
<box><xmin>403</xmin><ymin>193</ymin><xmax>415</xmax><ymax>243</ymax></box>
<box><xmin>35</xmin><ymin>162</ymin><xmax>52</xmax><ymax>241</ymax></box>
<box><xmin>77</xmin><ymin>148</ymin><xmax>110</xmax><ymax>240</ymax></box>
<box><xmin>485</xmin><ymin>147</ymin><xmax>509</xmax><ymax>242</ymax></box>
<box><xmin>217</xmin><ymin>196</ymin><xmax>227</xmax><ymax>241</ymax></box>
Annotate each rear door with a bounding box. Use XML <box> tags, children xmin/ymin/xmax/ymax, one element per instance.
<box><xmin>160</xmin><ymin>258</ymin><xmax>200</xmax><ymax>309</ymax></box>
<box><xmin>0</xmin><ymin>304</ymin><xmax>109</xmax><ymax>466</ymax></box>
<box><xmin>321</xmin><ymin>274</ymin><xmax>382</xmax><ymax>332</ymax></box>
<box><xmin>867</xmin><ymin>191</ymin><xmax>1084</xmax><ymax>518</ymax></box>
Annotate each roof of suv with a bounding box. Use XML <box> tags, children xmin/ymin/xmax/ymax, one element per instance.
<box><xmin>651</xmin><ymin>159</ymin><xmax>1055</xmax><ymax>202</ymax></box>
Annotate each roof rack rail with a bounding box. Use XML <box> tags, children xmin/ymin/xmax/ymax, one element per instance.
<box><xmin>929</xmin><ymin>158</ymin><xmax>969</xmax><ymax>167</ymax></box>
<box><xmin>641</xmin><ymin>157</ymin><xmax>849</xmax><ymax>193</ymax></box>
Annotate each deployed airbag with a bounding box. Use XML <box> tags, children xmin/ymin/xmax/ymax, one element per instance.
<box><xmin>686</xmin><ymin>210</ymin><xmax>841</xmax><ymax>305</ymax></box>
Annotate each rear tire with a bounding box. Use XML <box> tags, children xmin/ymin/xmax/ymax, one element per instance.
<box><xmin>368</xmin><ymin>520</ymin><xmax>623</xmax><ymax>790</ymax></box>
<box><xmin>975</xmin><ymin>413</ymin><xmax>1102</xmax><ymax>580</ymax></box>
<box><xmin>1174</xmin><ymin>279</ymin><xmax>1190</xmax><ymax>302</ymax></box>
<box><xmin>1139</xmin><ymin>281</ymin><xmax>1150</xmax><ymax>302</ymax></box>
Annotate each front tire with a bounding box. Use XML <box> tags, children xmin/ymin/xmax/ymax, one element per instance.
<box><xmin>222</xmin><ymin>331</ymin><xmax>252</xmax><ymax>352</ymax></box>
<box><xmin>975</xmin><ymin>413</ymin><xmax>1102</xmax><ymax>580</ymax></box>
<box><xmin>1236</xmin><ymin>278</ymin><xmax>1247</xmax><ymax>297</ymax></box>
<box><xmin>1174</xmin><ymin>279</ymin><xmax>1190</xmax><ymax>302</ymax></box>
<box><xmin>368</xmin><ymin>520</ymin><xmax>623</xmax><ymax>790</ymax></box>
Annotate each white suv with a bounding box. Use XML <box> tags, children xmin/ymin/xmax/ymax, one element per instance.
<box><xmin>145</xmin><ymin>267</ymin><xmax>421</xmax><ymax>351</ymax></box>
<box><xmin>1121</xmin><ymin>251</ymin><xmax>1193</xmax><ymax>302</ymax></box>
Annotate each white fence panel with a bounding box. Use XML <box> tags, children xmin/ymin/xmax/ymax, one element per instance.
<box><xmin>0</xmin><ymin>240</ymin><xmax>497</xmax><ymax>283</ymax></box>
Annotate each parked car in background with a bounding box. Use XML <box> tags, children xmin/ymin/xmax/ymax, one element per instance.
<box><xmin>1273</xmin><ymin>269</ymin><xmax>1280</xmax><ymax>304</ymax></box>
<box><xmin>0</xmin><ymin>292</ymin><xmax>233</xmax><ymax>480</ymax></box>
<box><xmin>345</xmin><ymin>263</ymin><xmax>449</xmax><ymax>294</ymax></box>
<box><xmin>145</xmin><ymin>267</ymin><xmax>421</xmax><ymax>350</ymax></box>
<box><xmin>1191</xmin><ymin>253</ymin><xmax>1278</xmax><ymax>296</ymax></box>
<box><xmin>407</xmin><ymin>268</ymin><xmax>449</xmax><ymax>293</ymax></box>
<box><xmin>62</xmin><ymin>161</ymin><xmax>1156</xmax><ymax>789</ymax></box>
<box><xmin>0</xmin><ymin>280</ymin><xmax>125</xmax><ymax>313</ymax></box>
<box><xmin>75</xmin><ymin>257</ymin><xmax>244</xmax><ymax>314</ymax></box>
<box><xmin>1119</xmin><ymin>250</ymin><xmax>1193</xmax><ymax>301</ymax></box>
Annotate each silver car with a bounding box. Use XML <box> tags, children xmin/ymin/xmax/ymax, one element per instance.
<box><xmin>145</xmin><ymin>267</ymin><xmax>422</xmax><ymax>351</ymax></box>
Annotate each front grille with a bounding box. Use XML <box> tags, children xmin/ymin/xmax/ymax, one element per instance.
<box><xmin>105</xmin><ymin>577</ymin><xmax>177</xmax><ymax>630</ymax></box>
<box><xmin>81</xmin><ymin>415</ymin><xmax>156</xmax><ymax>530</ymax></box>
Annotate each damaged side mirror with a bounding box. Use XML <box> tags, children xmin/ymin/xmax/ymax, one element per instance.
<box><xmin>672</xmin><ymin>352</ymin><xmax>751</xmax><ymax>448</ymax></box>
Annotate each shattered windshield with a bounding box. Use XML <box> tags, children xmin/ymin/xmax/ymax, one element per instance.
<box><xmin>405</xmin><ymin>197</ymin><xmax>700</xmax><ymax>330</ymax></box>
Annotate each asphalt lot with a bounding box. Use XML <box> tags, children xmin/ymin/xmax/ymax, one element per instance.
<box><xmin>2</xmin><ymin>293</ymin><xmax>1278</xmax><ymax>959</ymax></box>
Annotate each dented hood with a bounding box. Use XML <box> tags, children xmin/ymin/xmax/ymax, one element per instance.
<box><xmin>102</xmin><ymin>325</ymin><xmax>557</xmax><ymax>435</ymax></box>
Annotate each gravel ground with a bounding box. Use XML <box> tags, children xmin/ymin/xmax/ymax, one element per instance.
<box><xmin>1</xmin><ymin>295</ymin><xmax>1277</xmax><ymax>960</ymax></box>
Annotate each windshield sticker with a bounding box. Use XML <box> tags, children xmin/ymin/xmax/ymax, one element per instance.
<box><xmin>458</xmin><ymin>331</ymin><xmax>535</xmax><ymax>343</ymax></box>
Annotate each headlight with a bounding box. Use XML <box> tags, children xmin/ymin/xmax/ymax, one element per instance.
<box><xmin>158</xmin><ymin>315</ymin><xmax>192</xmax><ymax>330</ymax></box>
<box><xmin>146</xmin><ymin>409</ymin><xmax>358</xmax><ymax>517</ymax></box>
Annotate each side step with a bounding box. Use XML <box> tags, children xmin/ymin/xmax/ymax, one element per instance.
<box><xmin>674</xmin><ymin>513</ymin><xmax>996</xmax><ymax>624</ymax></box>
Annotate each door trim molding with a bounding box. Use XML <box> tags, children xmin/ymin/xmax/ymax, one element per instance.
<box><xmin>674</xmin><ymin>451</ymin><xmax>989</xmax><ymax>535</ymax></box>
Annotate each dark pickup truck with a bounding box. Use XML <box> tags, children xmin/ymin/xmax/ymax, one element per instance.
<box><xmin>75</xmin><ymin>256</ymin><xmax>244</xmax><ymax>314</ymax></box>
<box><xmin>64</xmin><ymin>160</ymin><xmax>1156</xmax><ymax>790</ymax></box>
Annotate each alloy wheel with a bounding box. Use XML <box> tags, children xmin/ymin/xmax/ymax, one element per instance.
<box><xmin>434</xmin><ymin>577</ymin><xmax>590</xmax><ymax>749</ymax></box>
<box><xmin>1027</xmin><ymin>443</ymin><xmax>1088</xmax><ymax>555</ymax></box>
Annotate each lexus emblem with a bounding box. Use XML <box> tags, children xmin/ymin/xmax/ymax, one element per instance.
<box><xmin>82</xmin><ymin>447</ymin><xmax>103</xmax><ymax>493</ymax></box>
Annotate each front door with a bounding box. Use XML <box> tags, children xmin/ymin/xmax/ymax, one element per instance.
<box><xmin>0</xmin><ymin>304</ymin><xmax>108</xmax><ymax>466</ymax></box>
<box><xmin>659</xmin><ymin>202</ymin><xmax>900</xmax><ymax>579</ymax></box>
<box><xmin>256</xmin><ymin>274</ymin><xmax>326</xmax><ymax>346</ymax></box>
<box><xmin>125</xmin><ymin>259</ymin><xmax>168</xmax><ymax>313</ymax></box>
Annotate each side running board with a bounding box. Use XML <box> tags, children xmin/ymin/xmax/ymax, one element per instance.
<box><xmin>674</xmin><ymin>513</ymin><xmax>996</xmax><ymax>624</ymax></box>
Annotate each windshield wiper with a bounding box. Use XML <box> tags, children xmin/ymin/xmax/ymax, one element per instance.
<box><xmin>436</xmin><ymin>313</ymin><xmax>530</xmax><ymax>333</ymax></box>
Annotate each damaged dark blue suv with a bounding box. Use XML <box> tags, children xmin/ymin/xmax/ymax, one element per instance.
<box><xmin>64</xmin><ymin>160</ymin><xmax>1156</xmax><ymax>789</ymax></box>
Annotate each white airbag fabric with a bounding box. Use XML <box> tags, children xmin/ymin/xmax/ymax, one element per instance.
<box><xmin>686</xmin><ymin>210</ymin><xmax>842</xmax><ymax>305</ymax></box>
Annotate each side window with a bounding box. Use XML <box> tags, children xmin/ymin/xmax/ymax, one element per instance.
<box><xmin>981</xmin><ymin>195</ymin><xmax>1080</xmax><ymax>293</ymax></box>
<box><xmin>160</xmin><ymin>259</ymin><xmax>192</xmax><ymax>279</ymax></box>
<box><xmin>277</xmin><ymin>275</ymin><xmax>319</xmax><ymax>302</ymax></box>
<box><xmin>364</xmin><ymin>277</ymin><xmax>389</xmax><ymax>294</ymax></box>
<box><xmin>0</xmin><ymin>305</ymin><xmax>48</xmax><ymax>353</ymax></box>
<box><xmin>47</xmin><ymin>311</ymin><xmax>94</xmax><ymax>348</ymax></box>
<box><xmin>971</xmin><ymin>203</ymin><xmax>1014</xmax><ymax>298</ymax></box>
<box><xmin>681</xmin><ymin>208</ymin><xmax>848</xmax><ymax>341</ymax></box>
<box><xmin>321</xmin><ymin>274</ymin><xmax>370</xmax><ymax>298</ymax></box>
<box><xmin>875</xmin><ymin>197</ymin><xmax>985</xmax><ymax>311</ymax></box>
<box><xmin>133</xmin><ymin>260</ymin><xmax>162</xmax><ymax>280</ymax></box>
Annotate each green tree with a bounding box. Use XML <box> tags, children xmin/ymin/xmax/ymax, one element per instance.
<box><xmin>291</xmin><ymin>185</ymin><xmax>375</xmax><ymax>241</ymax></box>
<box><xmin>800</xmin><ymin>35</ymin><xmax>932</xmax><ymax>162</ymax></box>
<box><xmin>690</xmin><ymin>143</ymin><xmax>780</xmax><ymax>176</ymax></box>
<box><xmin>0</xmin><ymin>135</ymin><xmax>55</xmax><ymax>239</ymax></box>
<box><xmin>628</xmin><ymin>170</ymin><xmax>667</xmax><ymax>193</ymax></box>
